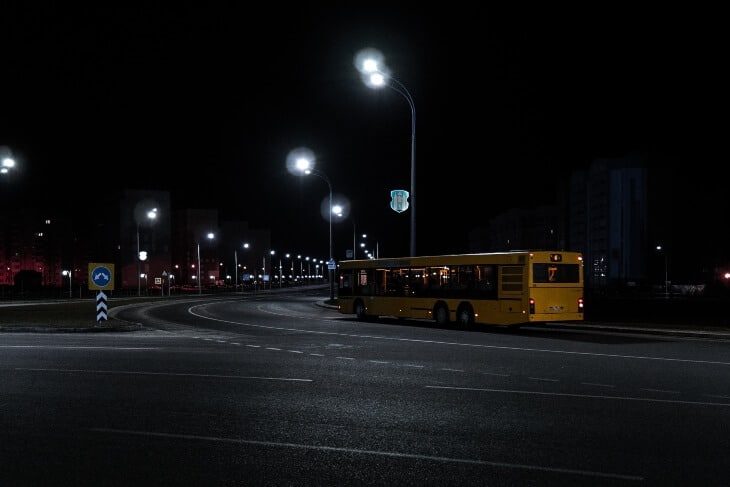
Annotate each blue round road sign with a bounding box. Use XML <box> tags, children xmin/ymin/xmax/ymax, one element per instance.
<box><xmin>91</xmin><ymin>265</ymin><xmax>112</xmax><ymax>288</ymax></box>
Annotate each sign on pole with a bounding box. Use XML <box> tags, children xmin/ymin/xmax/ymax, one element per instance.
<box><xmin>88</xmin><ymin>263</ymin><xmax>115</xmax><ymax>291</ymax></box>
<box><xmin>88</xmin><ymin>263</ymin><xmax>114</xmax><ymax>323</ymax></box>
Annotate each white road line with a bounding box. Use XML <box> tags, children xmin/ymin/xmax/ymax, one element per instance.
<box><xmin>187</xmin><ymin>305</ymin><xmax>730</xmax><ymax>366</ymax></box>
<box><xmin>0</xmin><ymin>345</ymin><xmax>158</xmax><ymax>350</ymax></box>
<box><xmin>89</xmin><ymin>427</ymin><xmax>644</xmax><ymax>481</ymax></box>
<box><xmin>426</xmin><ymin>385</ymin><xmax>730</xmax><ymax>407</ymax></box>
<box><xmin>15</xmin><ymin>367</ymin><xmax>312</xmax><ymax>381</ymax></box>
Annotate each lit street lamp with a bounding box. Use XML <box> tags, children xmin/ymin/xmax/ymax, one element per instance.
<box><xmin>357</xmin><ymin>49</ymin><xmax>416</xmax><ymax>257</ymax></box>
<box><xmin>656</xmin><ymin>245</ymin><xmax>669</xmax><ymax>298</ymax></box>
<box><xmin>197</xmin><ymin>232</ymin><xmax>215</xmax><ymax>294</ymax></box>
<box><xmin>62</xmin><ymin>269</ymin><xmax>72</xmax><ymax>298</ymax></box>
<box><xmin>136</xmin><ymin>208</ymin><xmax>157</xmax><ymax>296</ymax></box>
<box><xmin>287</xmin><ymin>148</ymin><xmax>336</xmax><ymax>301</ymax></box>
<box><xmin>1</xmin><ymin>156</ymin><xmax>15</xmax><ymax>175</ymax></box>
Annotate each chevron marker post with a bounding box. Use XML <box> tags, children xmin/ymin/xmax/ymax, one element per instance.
<box><xmin>96</xmin><ymin>291</ymin><xmax>108</xmax><ymax>322</ymax></box>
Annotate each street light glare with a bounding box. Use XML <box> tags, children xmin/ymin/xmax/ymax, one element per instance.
<box><xmin>368</xmin><ymin>72</ymin><xmax>385</xmax><ymax>87</ymax></box>
<box><xmin>285</xmin><ymin>146</ymin><xmax>315</xmax><ymax>175</ymax></box>
<box><xmin>354</xmin><ymin>47</ymin><xmax>384</xmax><ymax>74</ymax></box>
<box><xmin>296</xmin><ymin>158</ymin><xmax>312</xmax><ymax>173</ymax></box>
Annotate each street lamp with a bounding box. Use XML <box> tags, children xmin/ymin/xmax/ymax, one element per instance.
<box><xmin>136</xmin><ymin>208</ymin><xmax>157</xmax><ymax>297</ymax></box>
<box><xmin>656</xmin><ymin>245</ymin><xmax>669</xmax><ymax>298</ymax></box>
<box><xmin>1</xmin><ymin>156</ymin><xmax>15</xmax><ymax>175</ymax></box>
<box><xmin>62</xmin><ymin>269</ymin><xmax>72</xmax><ymax>298</ymax></box>
<box><xmin>270</xmin><ymin>250</ymin><xmax>275</xmax><ymax>289</ymax></box>
<box><xmin>1</xmin><ymin>146</ymin><xmax>16</xmax><ymax>176</ymax></box>
<box><xmin>287</xmin><ymin>148</ymin><xmax>336</xmax><ymax>301</ymax></box>
<box><xmin>357</xmin><ymin>49</ymin><xmax>416</xmax><ymax>257</ymax></box>
<box><xmin>235</xmin><ymin>243</ymin><xmax>249</xmax><ymax>292</ymax></box>
<box><xmin>197</xmin><ymin>232</ymin><xmax>215</xmax><ymax>294</ymax></box>
<box><xmin>297</xmin><ymin>254</ymin><xmax>303</xmax><ymax>284</ymax></box>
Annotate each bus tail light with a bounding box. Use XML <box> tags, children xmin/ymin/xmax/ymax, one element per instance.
<box><xmin>529</xmin><ymin>298</ymin><xmax>535</xmax><ymax>314</ymax></box>
<box><xmin>578</xmin><ymin>297</ymin><xmax>584</xmax><ymax>312</ymax></box>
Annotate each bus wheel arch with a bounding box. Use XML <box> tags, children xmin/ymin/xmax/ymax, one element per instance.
<box><xmin>456</xmin><ymin>303</ymin><xmax>475</xmax><ymax>327</ymax></box>
<box><xmin>433</xmin><ymin>301</ymin><xmax>450</xmax><ymax>325</ymax></box>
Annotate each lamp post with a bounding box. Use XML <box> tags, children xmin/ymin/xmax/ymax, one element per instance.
<box><xmin>269</xmin><ymin>250</ymin><xmax>275</xmax><ymax>289</ymax></box>
<box><xmin>197</xmin><ymin>232</ymin><xmax>215</xmax><ymax>294</ymax></box>
<box><xmin>358</xmin><ymin>52</ymin><xmax>416</xmax><ymax>257</ymax></box>
<box><xmin>656</xmin><ymin>245</ymin><xmax>669</xmax><ymax>298</ymax></box>
<box><xmin>136</xmin><ymin>208</ymin><xmax>157</xmax><ymax>297</ymax></box>
<box><xmin>284</xmin><ymin>253</ymin><xmax>292</xmax><ymax>287</ymax></box>
<box><xmin>242</xmin><ymin>243</ymin><xmax>250</xmax><ymax>288</ymax></box>
<box><xmin>62</xmin><ymin>269</ymin><xmax>72</xmax><ymax>298</ymax></box>
<box><xmin>297</xmin><ymin>254</ymin><xmax>303</xmax><ymax>284</ymax></box>
<box><xmin>288</xmin><ymin>151</ymin><xmax>336</xmax><ymax>301</ymax></box>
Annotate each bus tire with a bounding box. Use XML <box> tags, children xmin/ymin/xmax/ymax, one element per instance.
<box><xmin>433</xmin><ymin>303</ymin><xmax>450</xmax><ymax>325</ymax></box>
<box><xmin>456</xmin><ymin>304</ymin><xmax>475</xmax><ymax>328</ymax></box>
<box><xmin>354</xmin><ymin>299</ymin><xmax>367</xmax><ymax>319</ymax></box>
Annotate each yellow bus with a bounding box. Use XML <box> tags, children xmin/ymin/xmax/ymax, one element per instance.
<box><xmin>336</xmin><ymin>250</ymin><xmax>584</xmax><ymax>328</ymax></box>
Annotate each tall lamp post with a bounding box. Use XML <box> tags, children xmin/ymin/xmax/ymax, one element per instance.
<box><xmin>62</xmin><ymin>269</ymin><xmax>72</xmax><ymax>298</ymax></box>
<box><xmin>197</xmin><ymin>232</ymin><xmax>215</xmax><ymax>294</ymax></box>
<box><xmin>656</xmin><ymin>245</ymin><xmax>669</xmax><ymax>298</ymax></box>
<box><xmin>136</xmin><ymin>208</ymin><xmax>157</xmax><ymax>297</ymax></box>
<box><xmin>358</xmin><ymin>51</ymin><xmax>416</xmax><ymax>257</ymax></box>
<box><xmin>287</xmin><ymin>148</ymin><xmax>336</xmax><ymax>301</ymax></box>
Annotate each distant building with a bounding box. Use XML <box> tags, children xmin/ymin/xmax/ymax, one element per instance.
<box><xmin>468</xmin><ymin>154</ymin><xmax>649</xmax><ymax>293</ymax></box>
<box><xmin>569</xmin><ymin>155</ymin><xmax>648</xmax><ymax>291</ymax></box>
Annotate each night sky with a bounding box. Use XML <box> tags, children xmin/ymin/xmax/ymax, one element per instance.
<box><xmin>1</xmin><ymin>5</ymin><xmax>724</xmax><ymax>260</ymax></box>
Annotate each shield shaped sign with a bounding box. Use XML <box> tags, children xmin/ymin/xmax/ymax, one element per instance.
<box><xmin>390</xmin><ymin>189</ymin><xmax>409</xmax><ymax>213</ymax></box>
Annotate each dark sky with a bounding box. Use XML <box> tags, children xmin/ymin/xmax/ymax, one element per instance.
<box><xmin>0</xmin><ymin>5</ymin><xmax>724</xmax><ymax>259</ymax></box>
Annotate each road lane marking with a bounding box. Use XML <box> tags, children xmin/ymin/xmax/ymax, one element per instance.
<box><xmin>426</xmin><ymin>385</ymin><xmax>730</xmax><ymax>407</ymax></box>
<box><xmin>89</xmin><ymin>427</ymin><xmax>644</xmax><ymax>481</ymax></box>
<box><xmin>186</xmin><ymin>306</ymin><xmax>730</xmax><ymax>366</ymax></box>
<box><xmin>0</xmin><ymin>345</ymin><xmax>158</xmax><ymax>350</ymax></box>
<box><xmin>15</xmin><ymin>367</ymin><xmax>311</xmax><ymax>381</ymax></box>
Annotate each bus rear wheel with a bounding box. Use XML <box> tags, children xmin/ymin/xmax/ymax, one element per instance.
<box><xmin>433</xmin><ymin>303</ymin><xmax>450</xmax><ymax>325</ymax></box>
<box><xmin>354</xmin><ymin>299</ymin><xmax>367</xmax><ymax>319</ymax></box>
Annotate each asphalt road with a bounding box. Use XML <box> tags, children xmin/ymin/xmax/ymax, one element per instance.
<box><xmin>2</xmin><ymin>289</ymin><xmax>729</xmax><ymax>485</ymax></box>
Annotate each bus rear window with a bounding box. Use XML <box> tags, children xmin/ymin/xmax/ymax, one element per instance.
<box><xmin>533</xmin><ymin>264</ymin><xmax>580</xmax><ymax>283</ymax></box>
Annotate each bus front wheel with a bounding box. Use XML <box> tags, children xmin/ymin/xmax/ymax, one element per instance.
<box><xmin>456</xmin><ymin>304</ymin><xmax>475</xmax><ymax>328</ymax></box>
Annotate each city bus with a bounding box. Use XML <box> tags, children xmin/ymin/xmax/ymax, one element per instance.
<box><xmin>336</xmin><ymin>250</ymin><xmax>584</xmax><ymax>328</ymax></box>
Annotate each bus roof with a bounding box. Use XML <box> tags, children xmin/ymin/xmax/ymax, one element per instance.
<box><xmin>338</xmin><ymin>250</ymin><xmax>583</xmax><ymax>269</ymax></box>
